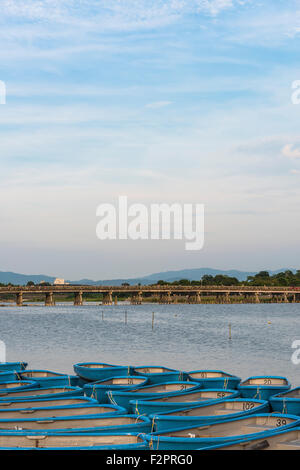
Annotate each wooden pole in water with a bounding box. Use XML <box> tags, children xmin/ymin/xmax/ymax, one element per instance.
<box><xmin>125</xmin><ymin>310</ymin><xmax>127</xmax><ymax>324</ymax></box>
<box><xmin>152</xmin><ymin>312</ymin><xmax>155</xmax><ymax>330</ymax></box>
<box><xmin>229</xmin><ymin>323</ymin><xmax>232</xmax><ymax>340</ymax></box>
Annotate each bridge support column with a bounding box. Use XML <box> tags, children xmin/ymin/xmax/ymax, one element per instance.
<box><xmin>102</xmin><ymin>291</ymin><xmax>113</xmax><ymax>305</ymax></box>
<box><xmin>131</xmin><ymin>291</ymin><xmax>143</xmax><ymax>305</ymax></box>
<box><xmin>255</xmin><ymin>292</ymin><xmax>260</xmax><ymax>303</ymax></box>
<box><xmin>114</xmin><ymin>296</ymin><xmax>118</xmax><ymax>305</ymax></box>
<box><xmin>45</xmin><ymin>292</ymin><xmax>54</xmax><ymax>306</ymax></box>
<box><xmin>74</xmin><ymin>291</ymin><xmax>83</xmax><ymax>306</ymax></box>
<box><xmin>196</xmin><ymin>292</ymin><xmax>201</xmax><ymax>303</ymax></box>
<box><xmin>283</xmin><ymin>293</ymin><xmax>288</xmax><ymax>303</ymax></box>
<box><xmin>225</xmin><ymin>292</ymin><xmax>230</xmax><ymax>304</ymax></box>
<box><xmin>16</xmin><ymin>292</ymin><xmax>23</xmax><ymax>307</ymax></box>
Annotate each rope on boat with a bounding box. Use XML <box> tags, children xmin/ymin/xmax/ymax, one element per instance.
<box><xmin>134</xmin><ymin>401</ymin><xmax>140</xmax><ymax>416</ymax></box>
<box><xmin>134</xmin><ymin>414</ymin><xmax>146</xmax><ymax>424</ymax></box>
<box><xmin>283</xmin><ymin>399</ymin><xmax>287</xmax><ymax>415</ymax></box>
<box><xmin>224</xmin><ymin>377</ymin><xmax>229</xmax><ymax>389</ymax></box>
<box><xmin>92</xmin><ymin>384</ymin><xmax>97</xmax><ymax>399</ymax></box>
<box><xmin>179</xmin><ymin>371</ymin><xmax>183</xmax><ymax>381</ymax></box>
<box><xmin>15</xmin><ymin>370</ymin><xmax>22</xmax><ymax>380</ymax></box>
<box><xmin>107</xmin><ymin>390</ymin><xmax>118</xmax><ymax>406</ymax></box>
<box><xmin>151</xmin><ymin>416</ymin><xmax>156</xmax><ymax>433</ymax></box>
<box><xmin>254</xmin><ymin>386</ymin><xmax>261</xmax><ymax>400</ymax></box>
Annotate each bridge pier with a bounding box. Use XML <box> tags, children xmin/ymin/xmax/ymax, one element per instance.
<box><xmin>102</xmin><ymin>291</ymin><xmax>113</xmax><ymax>305</ymax></box>
<box><xmin>16</xmin><ymin>292</ymin><xmax>23</xmax><ymax>307</ymax></box>
<box><xmin>255</xmin><ymin>292</ymin><xmax>260</xmax><ymax>303</ymax></box>
<box><xmin>283</xmin><ymin>293</ymin><xmax>288</xmax><ymax>303</ymax></box>
<box><xmin>196</xmin><ymin>291</ymin><xmax>201</xmax><ymax>303</ymax></box>
<box><xmin>45</xmin><ymin>292</ymin><xmax>54</xmax><ymax>307</ymax></box>
<box><xmin>74</xmin><ymin>291</ymin><xmax>83</xmax><ymax>306</ymax></box>
<box><xmin>131</xmin><ymin>291</ymin><xmax>143</xmax><ymax>305</ymax></box>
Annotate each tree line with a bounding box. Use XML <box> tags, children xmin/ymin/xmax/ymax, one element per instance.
<box><xmin>154</xmin><ymin>270</ymin><xmax>300</xmax><ymax>287</ymax></box>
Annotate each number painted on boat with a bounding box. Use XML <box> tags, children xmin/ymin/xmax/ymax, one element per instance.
<box><xmin>243</xmin><ymin>402</ymin><xmax>255</xmax><ymax>410</ymax></box>
<box><xmin>217</xmin><ymin>392</ymin><xmax>226</xmax><ymax>398</ymax></box>
<box><xmin>180</xmin><ymin>384</ymin><xmax>188</xmax><ymax>390</ymax></box>
<box><xmin>264</xmin><ymin>379</ymin><xmax>272</xmax><ymax>385</ymax></box>
<box><xmin>128</xmin><ymin>378</ymin><xmax>134</xmax><ymax>384</ymax></box>
<box><xmin>276</xmin><ymin>418</ymin><xmax>287</xmax><ymax>427</ymax></box>
<box><xmin>199</xmin><ymin>372</ymin><xmax>207</xmax><ymax>378</ymax></box>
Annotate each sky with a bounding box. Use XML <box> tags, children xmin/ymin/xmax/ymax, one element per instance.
<box><xmin>0</xmin><ymin>0</ymin><xmax>300</xmax><ymax>280</ymax></box>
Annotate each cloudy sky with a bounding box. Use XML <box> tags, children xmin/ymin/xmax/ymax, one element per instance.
<box><xmin>0</xmin><ymin>0</ymin><xmax>300</xmax><ymax>280</ymax></box>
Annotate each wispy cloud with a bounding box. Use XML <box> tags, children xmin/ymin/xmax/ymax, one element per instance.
<box><xmin>282</xmin><ymin>143</ymin><xmax>300</xmax><ymax>159</ymax></box>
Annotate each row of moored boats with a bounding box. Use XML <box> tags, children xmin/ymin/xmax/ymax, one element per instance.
<box><xmin>0</xmin><ymin>361</ymin><xmax>299</xmax><ymax>449</ymax></box>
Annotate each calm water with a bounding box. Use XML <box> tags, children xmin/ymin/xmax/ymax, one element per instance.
<box><xmin>1</xmin><ymin>302</ymin><xmax>300</xmax><ymax>386</ymax></box>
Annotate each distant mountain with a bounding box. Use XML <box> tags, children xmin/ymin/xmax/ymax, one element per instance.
<box><xmin>0</xmin><ymin>271</ymin><xmax>56</xmax><ymax>285</ymax></box>
<box><xmin>0</xmin><ymin>267</ymin><xmax>296</xmax><ymax>286</ymax></box>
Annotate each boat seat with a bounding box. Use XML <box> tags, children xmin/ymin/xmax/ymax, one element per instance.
<box><xmin>213</xmin><ymin>409</ymin><xmax>234</xmax><ymax>415</ymax></box>
<box><xmin>243</xmin><ymin>424</ymin><xmax>273</xmax><ymax>432</ymax></box>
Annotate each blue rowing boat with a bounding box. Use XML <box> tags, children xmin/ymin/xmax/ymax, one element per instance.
<box><xmin>0</xmin><ymin>403</ymin><xmax>126</xmax><ymax>419</ymax></box>
<box><xmin>188</xmin><ymin>370</ymin><xmax>241</xmax><ymax>389</ymax></box>
<box><xmin>143</xmin><ymin>413</ymin><xmax>300</xmax><ymax>450</ymax></box>
<box><xmin>150</xmin><ymin>398</ymin><xmax>269</xmax><ymax>432</ymax></box>
<box><xmin>19</xmin><ymin>370</ymin><xmax>78</xmax><ymax>388</ymax></box>
<box><xmin>0</xmin><ymin>363</ymin><xmax>27</xmax><ymax>373</ymax></box>
<box><xmin>130</xmin><ymin>389</ymin><xmax>240</xmax><ymax>415</ymax></box>
<box><xmin>238</xmin><ymin>376</ymin><xmax>291</xmax><ymax>400</ymax></box>
<box><xmin>0</xmin><ymin>432</ymin><xmax>148</xmax><ymax>449</ymax></box>
<box><xmin>269</xmin><ymin>387</ymin><xmax>300</xmax><ymax>415</ymax></box>
<box><xmin>0</xmin><ymin>386</ymin><xmax>83</xmax><ymax>401</ymax></box>
<box><xmin>0</xmin><ymin>414</ymin><xmax>151</xmax><ymax>434</ymax></box>
<box><xmin>0</xmin><ymin>372</ymin><xmax>20</xmax><ymax>382</ymax></box>
<box><xmin>84</xmin><ymin>376</ymin><xmax>149</xmax><ymax>403</ymax></box>
<box><xmin>0</xmin><ymin>381</ymin><xmax>37</xmax><ymax>394</ymax></box>
<box><xmin>107</xmin><ymin>381</ymin><xmax>202</xmax><ymax>411</ymax></box>
<box><xmin>73</xmin><ymin>363</ymin><xmax>131</xmax><ymax>382</ymax></box>
<box><xmin>133</xmin><ymin>366</ymin><xmax>188</xmax><ymax>384</ymax></box>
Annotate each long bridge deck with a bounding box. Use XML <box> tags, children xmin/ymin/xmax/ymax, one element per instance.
<box><xmin>0</xmin><ymin>285</ymin><xmax>299</xmax><ymax>306</ymax></box>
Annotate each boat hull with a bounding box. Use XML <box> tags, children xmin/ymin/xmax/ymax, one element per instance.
<box><xmin>0</xmin><ymin>386</ymin><xmax>83</xmax><ymax>402</ymax></box>
<box><xmin>74</xmin><ymin>363</ymin><xmax>131</xmax><ymax>382</ymax></box>
<box><xmin>84</xmin><ymin>376</ymin><xmax>149</xmax><ymax>403</ymax></box>
<box><xmin>0</xmin><ymin>414</ymin><xmax>151</xmax><ymax>434</ymax></box>
<box><xmin>0</xmin><ymin>432</ymin><xmax>148</xmax><ymax>449</ymax></box>
<box><xmin>130</xmin><ymin>389</ymin><xmax>240</xmax><ymax>415</ymax></box>
<box><xmin>150</xmin><ymin>399</ymin><xmax>270</xmax><ymax>432</ymax></box>
<box><xmin>188</xmin><ymin>370</ymin><xmax>241</xmax><ymax>390</ymax></box>
<box><xmin>0</xmin><ymin>363</ymin><xmax>27</xmax><ymax>373</ymax></box>
<box><xmin>144</xmin><ymin>413</ymin><xmax>300</xmax><ymax>450</ymax></box>
<box><xmin>108</xmin><ymin>382</ymin><xmax>202</xmax><ymax>411</ymax></box>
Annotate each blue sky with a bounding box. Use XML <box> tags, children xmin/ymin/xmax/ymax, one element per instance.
<box><xmin>0</xmin><ymin>0</ymin><xmax>300</xmax><ymax>279</ymax></box>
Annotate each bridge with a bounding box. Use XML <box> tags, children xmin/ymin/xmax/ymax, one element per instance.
<box><xmin>0</xmin><ymin>285</ymin><xmax>300</xmax><ymax>306</ymax></box>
